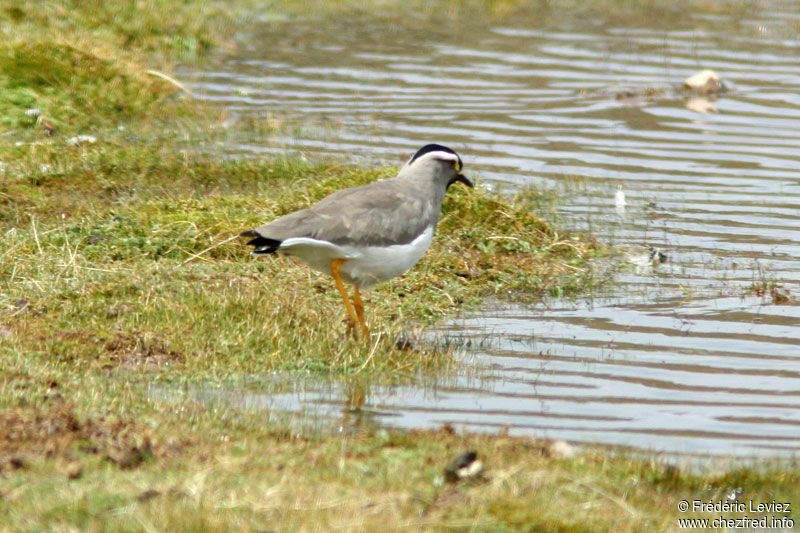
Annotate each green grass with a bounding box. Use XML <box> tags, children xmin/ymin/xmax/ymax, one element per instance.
<box><xmin>1</xmin><ymin>0</ymin><xmax>798</xmax><ymax>531</ymax></box>
<box><xmin>2</xmin><ymin>395</ymin><xmax>798</xmax><ymax>531</ymax></box>
<box><xmin>0</xmin><ymin>0</ymin><xmax>242</xmax><ymax>135</ymax></box>
<box><xmin>1</xmin><ymin>143</ymin><xmax>601</xmax><ymax>377</ymax></box>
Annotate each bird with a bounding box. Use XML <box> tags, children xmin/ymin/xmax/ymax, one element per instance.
<box><xmin>240</xmin><ymin>144</ymin><xmax>473</xmax><ymax>339</ymax></box>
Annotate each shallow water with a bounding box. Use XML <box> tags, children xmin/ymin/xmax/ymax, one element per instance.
<box><xmin>177</xmin><ymin>3</ymin><xmax>800</xmax><ymax>457</ymax></box>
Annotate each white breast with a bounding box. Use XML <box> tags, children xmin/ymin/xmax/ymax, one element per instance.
<box><xmin>277</xmin><ymin>226</ymin><xmax>435</xmax><ymax>289</ymax></box>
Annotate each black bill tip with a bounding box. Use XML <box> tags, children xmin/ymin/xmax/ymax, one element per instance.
<box><xmin>453</xmin><ymin>173</ymin><xmax>473</xmax><ymax>188</ymax></box>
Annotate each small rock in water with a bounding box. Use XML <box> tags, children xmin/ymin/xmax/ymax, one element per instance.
<box><xmin>683</xmin><ymin>69</ymin><xmax>725</xmax><ymax>94</ymax></box>
<box><xmin>444</xmin><ymin>451</ymin><xmax>483</xmax><ymax>483</ymax></box>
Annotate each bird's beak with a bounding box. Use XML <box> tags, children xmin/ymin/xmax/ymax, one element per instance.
<box><xmin>453</xmin><ymin>173</ymin><xmax>473</xmax><ymax>188</ymax></box>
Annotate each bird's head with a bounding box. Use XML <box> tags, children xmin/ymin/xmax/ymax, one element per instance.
<box><xmin>402</xmin><ymin>144</ymin><xmax>473</xmax><ymax>190</ymax></box>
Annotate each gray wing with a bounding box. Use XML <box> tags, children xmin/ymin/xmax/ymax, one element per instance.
<box><xmin>250</xmin><ymin>179</ymin><xmax>435</xmax><ymax>247</ymax></box>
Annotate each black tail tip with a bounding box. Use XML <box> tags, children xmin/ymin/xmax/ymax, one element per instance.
<box><xmin>240</xmin><ymin>231</ymin><xmax>281</xmax><ymax>254</ymax></box>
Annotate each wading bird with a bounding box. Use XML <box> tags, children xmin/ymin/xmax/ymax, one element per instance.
<box><xmin>241</xmin><ymin>144</ymin><xmax>472</xmax><ymax>339</ymax></box>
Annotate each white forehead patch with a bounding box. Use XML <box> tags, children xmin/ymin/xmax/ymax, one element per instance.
<box><xmin>407</xmin><ymin>150</ymin><xmax>460</xmax><ymax>167</ymax></box>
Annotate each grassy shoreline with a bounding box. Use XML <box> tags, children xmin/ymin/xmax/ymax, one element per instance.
<box><xmin>2</xmin><ymin>1</ymin><xmax>799</xmax><ymax>531</ymax></box>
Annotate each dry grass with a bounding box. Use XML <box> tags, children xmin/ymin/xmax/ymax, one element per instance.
<box><xmin>2</xmin><ymin>398</ymin><xmax>797</xmax><ymax>531</ymax></box>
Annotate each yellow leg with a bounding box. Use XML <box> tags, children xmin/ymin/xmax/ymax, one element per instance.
<box><xmin>352</xmin><ymin>285</ymin><xmax>369</xmax><ymax>338</ymax></box>
<box><xmin>330</xmin><ymin>259</ymin><xmax>361</xmax><ymax>339</ymax></box>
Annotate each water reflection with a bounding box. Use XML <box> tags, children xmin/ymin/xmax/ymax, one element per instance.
<box><xmin>176</xmin><ymin>2</ymin><xmax>800</xmax><ymax>456</ymax></box>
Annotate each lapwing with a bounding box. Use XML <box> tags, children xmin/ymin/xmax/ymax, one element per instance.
<box><xmin>241</xmin><ymin>144</ymin><xmax>472</xmax><ymax>339</ymax></box>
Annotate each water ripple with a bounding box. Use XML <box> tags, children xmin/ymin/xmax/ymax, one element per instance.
<box><xmin>178</xmin><ymin>3</ymin><xmax>800</xmax><ymax>457</ymax></box>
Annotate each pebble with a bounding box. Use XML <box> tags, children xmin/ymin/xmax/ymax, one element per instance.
<box><xmin>684</xmin><ymin>69</ymin><xmax>725</xmax><ymax>94</ymax></box>
<box><xmin>444</xmin><ymin>450</ymin><xmax>484</xmax><ymax>482</ymax></box>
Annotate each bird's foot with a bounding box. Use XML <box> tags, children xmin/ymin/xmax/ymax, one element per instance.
<box><xmin>344</xmin><ymin>316</ymin><xmax>361</xmax><ymax>340</ymax></box>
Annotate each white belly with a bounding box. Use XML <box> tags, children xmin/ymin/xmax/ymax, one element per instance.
<box><xmin>277</xmin><ymin>226</ymin><xmax>434</xmax><ymax>289</ymax></box>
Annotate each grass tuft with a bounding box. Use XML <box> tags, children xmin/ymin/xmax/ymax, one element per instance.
<box><xmin>1</xmin><ymin>146</ymin><xmax>602</xmax><ymax>377</ymax></box>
